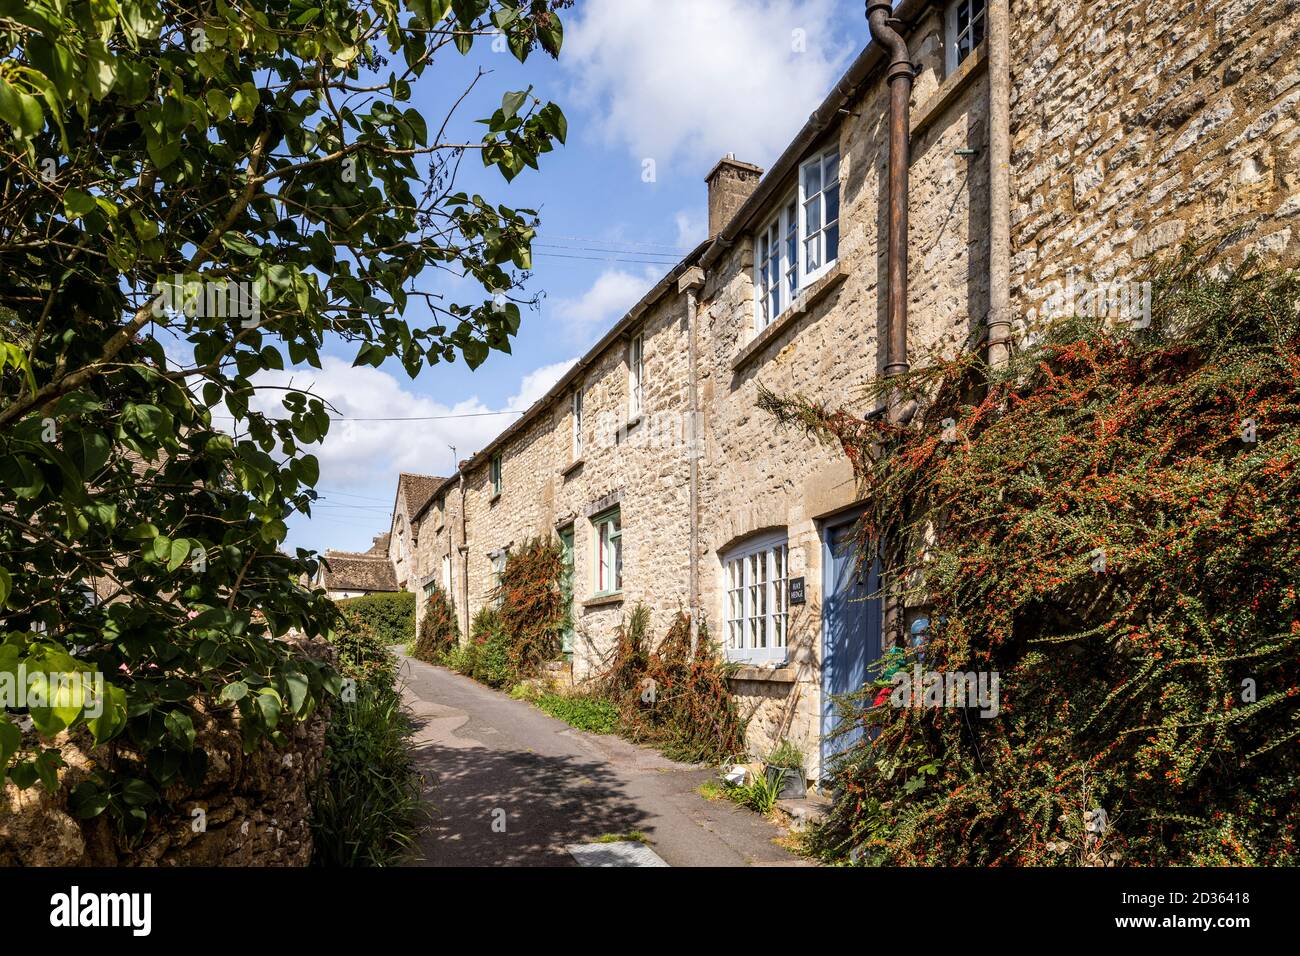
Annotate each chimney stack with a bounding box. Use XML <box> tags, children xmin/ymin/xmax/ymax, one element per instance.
<box><xmin>705</xmin><ymin>153</ymin><xmax>763</xmax><ymax>238</ymax></box>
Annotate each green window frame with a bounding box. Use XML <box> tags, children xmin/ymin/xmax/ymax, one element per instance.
<box><xmin>592</xmin><ymin>507</ymin><xmax>622</xmax><ymax>596</ymax></box>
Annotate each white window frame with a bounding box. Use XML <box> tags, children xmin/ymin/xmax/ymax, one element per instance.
<box><xmin>751</xmin><ymin>148</ymin><xmax>840</xmax><ymax>336</ymax></box>
<box><xmin>490</xmin><ymin>452</ymin><xmax>502</xmax><ymax>497</ymax></box>
<box><xmin>800</xmin><ymin>147</ymin><xmax>840</xmax><ymax>285</ymax></box>
<box><xmin>571</xmin><ymin>385</ymin><xmax>584</xmax><ymax>459</ymax></box>
<box><xmin>945</xmin><ymin>0</ymin><xmax>987</xmax><ymax>73</ymax></box>
<box><xmin>592</xmin><ymin>507</ymin><xmax>622</xmax><ymax>596</ymax></box>
<box><xmin>722</xmin><ymin>532</ymin><xmax>790</xmax><ymax>665</ymax></box>
<box><xmin>441</xmin><ymin>553</ymin><xmax>451</xmax><ymax>592</ymax></box>
<box><xmin>627</xmin><ymin>333</ymin><xmax>644</xmax><ymax>420</ymax></box>
<box><xmin>754</xmin><ymin>192</ymin><xmax>798</xmax><ymax>333</ymax></box>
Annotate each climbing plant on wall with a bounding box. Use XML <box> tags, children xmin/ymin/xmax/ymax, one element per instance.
<box><xmin>763</xmin><ymin>245</ymin><xmax>1300</xmax><ymax>865</ymax></box>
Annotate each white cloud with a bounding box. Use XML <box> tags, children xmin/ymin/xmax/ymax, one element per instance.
<box><xmin>551</xmin><ymin>267</ymin><xmax>659</xmax><ymax>339</ymax></box>
<box><xmin>509</xmin><ymin>358</ymin><xmax>578</xmax><ymax>409</ymax></box>
<box><xmin>249</xmin><ymin>355</ymin><xmax>573</xmax><ymax>488</ymax></box>
<box><xmin>674</xmin><ymin>209</ymin><xmax>708</xmax><ymax>249</ymax></box>
<box><xmin>563</xmin><ymin>0</ymin><xmax>853</xmax><ymax>170</ymax></box>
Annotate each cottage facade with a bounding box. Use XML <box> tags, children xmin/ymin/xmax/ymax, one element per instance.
<box><xmin>406</xmin><ymin>0</ymin><xmax>1300</xmax><ymax>781</ymax></box>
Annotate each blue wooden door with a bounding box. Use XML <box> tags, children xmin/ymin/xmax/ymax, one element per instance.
<box><xmin>821</xmin><ymin>518</ymin><xmax>882</xmax><ymax>776</ymax></box>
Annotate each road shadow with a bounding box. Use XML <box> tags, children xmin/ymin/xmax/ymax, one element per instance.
<box><xmin>403</xmin><ymin>720</ymin><xmax>653</xmax><ymax>867</ymax></box>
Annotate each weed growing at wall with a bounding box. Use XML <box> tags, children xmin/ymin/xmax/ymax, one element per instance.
<box><xmin>492</xmin><ymin>537</ymin><xmax>569</xmax><ymax>681</ymax></box>
<box><xmin>603</xmin><ymin>607</ymin><xmax>745</xmax><ymax>764</ymax></box>
<box><xmin>412</xmin><ymin>586</ymin><xmax>459</xmax><ymax>663</ymax></box>
<box><xmin>762</xmin><ymin>246</ymin><xmax>1300</xmax><ymax>865</ymax></box>
<box><xmin>467</xmin><ymin>607</ymin><xmax>513</xmax><ymax>688</ymax></box>
<box><xmin>513</xmin><ymin>684</ymin><xmax>620</xmax><ymax>734</ymax></box>
<box><xmin>313</xmin><ymin>610</ymin><xmax>422</xmax><ymax>866</ymax></box>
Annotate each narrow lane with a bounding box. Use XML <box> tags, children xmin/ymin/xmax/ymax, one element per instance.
<box><xmin>397</xmin><ymin>654</ymin><xmax>804</xmax><ymax>867</ymax></box>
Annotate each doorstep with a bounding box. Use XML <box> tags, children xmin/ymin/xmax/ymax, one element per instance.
<box><xmin>774</xmin><ymin>791</ymin><xmax>833</xmax><ymax>832</ymax></box>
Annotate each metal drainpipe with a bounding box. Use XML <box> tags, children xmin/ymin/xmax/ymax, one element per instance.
<box><xmin>458</xmin><ymin>472</ymin><xmax>470</xmax><ymax>638</ymax></box>
<box><xmin>986</xmin><ymin>0</ymin><xmax>1013</xmax><ymax>369</ymax></box>
<box><xmin>678</xmin><ymin>268</ymin><xmax>705</xmax><ymax>655</ymax></box>
<box><xmin>867</xmin><ymin>2</ymin><xmax>917</xmax><ymax>424</ymax></box>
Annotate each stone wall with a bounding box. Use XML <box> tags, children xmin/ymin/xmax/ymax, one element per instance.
<box><xmin>0</xmin><ymin>635</ymin><xmax>329</xmax><ymax>866</ymax></box>
<box><xmin>423</xmin><ymin>292</ymin><xmax>696</xmax><ymax>682</ymax></box>
<box><xmin>1009</xmin><ymin>0</ymin><xmax>1300</xmax><ymax>322</ymax></box>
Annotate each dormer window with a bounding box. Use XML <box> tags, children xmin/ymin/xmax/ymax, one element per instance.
<box><xmin>753</xmin><ymin>147</ymin><xmax>840</xmax><ymax>335</ymax></box>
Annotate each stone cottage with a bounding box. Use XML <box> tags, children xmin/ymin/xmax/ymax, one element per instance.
<box><xmin>406</xmin><ymin>0</ymin><xmax>1300</xmax><ymax>781</ymax></box>
<box><xmin>316</xmin><ymin>533</ymin><xmax>399</xmax><ymax>600</ymax></box>
<box><xmin>386</xmin><ymin>472</ymin><xmax>442</xmax><ymax>591</ymax></box>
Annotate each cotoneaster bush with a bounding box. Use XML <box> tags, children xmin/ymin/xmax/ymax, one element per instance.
<box><xmin>763</xmin><ymin>245</ymin><xmax>1300</xmax><ymax>866</ymax></box>
<box><xmin>412</xmin><ymin>585</ymin><xmax>459</xmax><ymax>663</ymax></box>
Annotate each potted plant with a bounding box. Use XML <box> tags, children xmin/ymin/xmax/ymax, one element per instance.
<box><xmin>763</xmin><ymin>740</ymin><xmax>806</xmax><ymax>800</ymax></box>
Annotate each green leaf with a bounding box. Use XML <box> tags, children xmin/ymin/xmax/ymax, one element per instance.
<box><xmin>501</xmin><ymin>89</ymin><xmax>527</xmax><ymax>120</ymax></box>
<box><xmin>294</xmin><ymin>454</ymin><xmax>320</xmax><ymax>486</ymax></box>
<box><xmin>220</xmin><ymin>680</ymin><xmax>248</xmax><ymax>703</ymax></box>
<box><xmin>69</xmin><ymin>781</ymin><xmax>110</xmax><ymax>819</ymax></box>
<box><xmin>87</xmin><ymin>682</ymin><xmax>127</xmax><ymax>744</ymax></box>
<box><xmin>34</xmin><ymin>750</ymin><xmax>62</xmax><ymax>792</ymax></box>
<box><xmin>284</xmin><ymin>671</ymin><xmax>310</xmax><ymax>715</ymax></box>
<box><xmin>0</xmin><ymin>718</ymin><xmax>20</xmax><ymax>773</ymax></box>
<box><xmin>63</xmin><ymin>189</ymin><xmax>97</xmax><ymax>219</ymax></box>
<box><xmin>221</xmin><ymin>233</ymin><xmax>261</xmax><ymax>258</ymax></box>
<box><xmin>85</xmin><ymin>41</ymin><xmax>118</xmax><ymax>101</ymax></box>
<box><xmin>16</xmin><ymin>91</ymin><xmax>43</xmax><ymax>137</ymax></box>
<box><xmin>0</xmin><ymin>567</ymin><xmax>10</xmax><ymax>609</ymax></box>
<box><xmin>256</xmin><ymin>687</ymin><xmax>281</xmax><ymax>728</ymax></box>
<box><xmin>120</xmin><ymin>777</ymin><xmax>158</xmax><ymax>806</ymax></box>
<box><xmin>0</xmin><ymin>78</ymin><xmax>24</xmax><ymax>131</ymax></box>
<box><xmin>539</xmin><ymin>103</ymin><xmax>567</xmax><ymax>144</ymax></box>
<box><xmin>205</xmin><ymin>89</ymin><xmax>231</xmax><ymax>120</ymax></box>
<box><xmin>232</xmin><ymin>82</ymin><xmax>259</xmax><ymax>123</ymax></box>
<box><xmin>164</xmin><ymin>709</ymin><xmax>196</xmax><ymax>750</ymax></box>
<box><xmin>167</xmin><ymin>537</ymin><xmax>191</xmax><ymax>572</ymax></box>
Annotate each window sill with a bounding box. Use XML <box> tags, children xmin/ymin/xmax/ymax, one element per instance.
<box><xmin>728</xmin><ymin>665</ymin><xmax>797</xmax><ymax>684</ymax></box>
<box><xmin>914</xmin><ymin>39</ymin><xmax>988</xmax><ymax>139</ymax></box>
<box><xmin>625</xmin><ymin>413</ymin><xmax>643</xmax><ymax>430</ymax></box>
<box><xmin>489</xmin><ymin>491</ymin><xmax>501</xmax><ymax>505</ymax></box>
<box><xmin>562</xmin><ymin>457</ymin><xmax>584</xmax><ymax>477</ymax></box>
<box><xmin>583</xmin><ymin>592</ymin><xmax>624</xmax><ymax>610</ymax></box>
<box><xmin>732</xmin><ymin>264</ymin><xmax>848</xmax><ymax>373</ymax></box>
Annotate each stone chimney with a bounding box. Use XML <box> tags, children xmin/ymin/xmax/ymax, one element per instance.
<box><xmin>705</xmin><ymin>153</ymin><xmax>763</xmax><ymax>238</ymax></box>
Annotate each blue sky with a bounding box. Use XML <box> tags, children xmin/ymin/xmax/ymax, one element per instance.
<box><xmin>283</xmin><ymin>0</ymin><xmax>869</xmax><ymax>554</ymax></box>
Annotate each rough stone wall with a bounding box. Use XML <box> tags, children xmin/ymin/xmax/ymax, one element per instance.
<box><xmin>412</xmin><ymin>490</ymin><xmax>460</xmax><ymax>635</ymax></box>
<box><xmin>695</xmin><ymin>7</ymin><xmax>987</xmax><ymax>779</ymax></box>
<box><xmin>0</xmin><ymin>634</ymin><xmax>330</xmax><ymax>866</ymax></box>
<box><xmin>442</xmin><ymin>294</ymin><xmax>696</xmax><ymax>681</ymax></box>
<box><xmin>388</xmin><ymin>484</ymin><xmax>416</xmax><ymax>591</ymax></box>
<box><xmin>1009</xmin><ymin>0</ymin><xmax>1300</xmax><ymax>322</ymax></box>
<box><xmin>551</xmin><ymin>295</ymin><xmax>695</xmax><ymax>681</ymax></box>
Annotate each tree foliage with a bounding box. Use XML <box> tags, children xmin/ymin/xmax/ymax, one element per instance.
<box><xmin>0</xmin><ymin>0</ymin><xmax>569</xmax><ymax>831</ymax></box>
